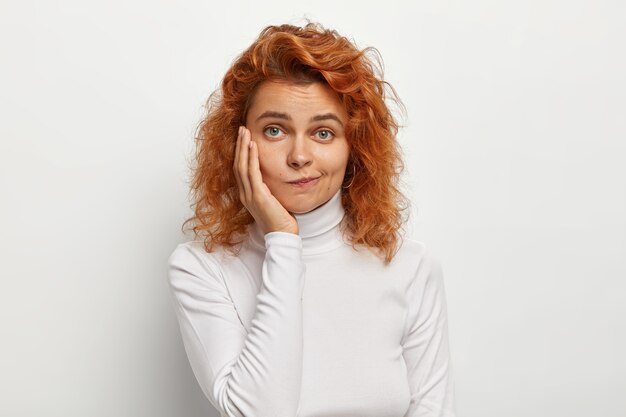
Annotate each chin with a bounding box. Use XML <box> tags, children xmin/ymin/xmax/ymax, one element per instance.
<box><xmin>278</xmin><ymin>196</ymin><xmax>321</xmax><ymax>214</ymax></box>
<box><xmin>273</xmin><ymin>184</ymin><xmax>337</xmax><ymax>214</ymax></box>
<box><xmin>284</xmin><ymin>203</ymin><xmax>316</xmax><ymax>214</ymax></box>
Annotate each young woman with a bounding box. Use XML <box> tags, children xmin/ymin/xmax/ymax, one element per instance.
<box><xmin>168</xmin><ymin>21</ymin><xmax>456</xmax><ymax>417</ymax></box>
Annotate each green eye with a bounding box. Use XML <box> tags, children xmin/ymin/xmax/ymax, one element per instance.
<box><xmin>265</xmin><ymin>127</ymin><xmax>283</xmax><ymax>137</ymax></box>
<box><xmin>316</xmin><ymin>130</ymin><xmax>333</xmax><ymax>140</ymax></box>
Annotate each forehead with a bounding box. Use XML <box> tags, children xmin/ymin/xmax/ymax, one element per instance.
<box><xmin>246</xmin><ymin>81</ymin><xmax>347</xmax><ymax>121</ymax></box>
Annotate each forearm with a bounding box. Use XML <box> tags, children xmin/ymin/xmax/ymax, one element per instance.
<box><xmin>217</xmin><ymin>232</ymin><xmax>305</xmax><ymax>416</ymax></box>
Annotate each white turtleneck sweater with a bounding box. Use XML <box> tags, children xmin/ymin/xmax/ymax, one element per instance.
<box><xmin>167</xmin><ymin>189</ymin><xmax>456</xmax><ymax>417</ymax></box>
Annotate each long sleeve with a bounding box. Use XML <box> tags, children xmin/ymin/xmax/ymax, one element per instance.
<box><xmin>401</xmin><ymin>249</ymin><xmax>456</xmax><ymax>417</ymax></box>
<box><xmin>167</xmin><ymin>232</ymin><xmax>306</xmax><ymax>417</ymax></box>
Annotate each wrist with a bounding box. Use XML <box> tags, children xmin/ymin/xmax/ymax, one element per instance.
<box><xmin>265</xmin><ymin>227</ymin><xmax>298</xmax><ymax>235</ymax></box>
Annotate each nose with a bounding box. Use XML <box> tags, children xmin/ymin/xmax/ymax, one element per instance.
<box><xmin>287</xmin><ymin>134</ymin><xmax>313</xmax><ymax>169</ymax></box>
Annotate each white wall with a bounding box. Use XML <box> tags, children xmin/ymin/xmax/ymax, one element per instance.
<box><xmin>1</xmin><ymin>1</ymin><xmax>624</xmax><ymax>416</ymax></box>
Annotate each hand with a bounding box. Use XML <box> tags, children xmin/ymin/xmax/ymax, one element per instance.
<box><xmin>233</xmin><ymin>126</ymin><xmax>299</xmax><ymax>236</ymax></box>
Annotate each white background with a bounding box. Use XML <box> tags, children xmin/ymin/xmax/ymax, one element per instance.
<box><xmin>1</xmin><ymin>1</ymin><xmax>624</xmax><ymax>416</ymax></box>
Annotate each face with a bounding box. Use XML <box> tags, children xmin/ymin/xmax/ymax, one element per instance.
<box><xmin>245</xmin><ymin>80</ymin><xmax>350</xmax><ymax>214</ymax></box>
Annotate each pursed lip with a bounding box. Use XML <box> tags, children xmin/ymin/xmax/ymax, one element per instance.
<box><xmin>288</xmin><ymin>176</ymin><xmax>320</xmax><ymax>184</ymax></box>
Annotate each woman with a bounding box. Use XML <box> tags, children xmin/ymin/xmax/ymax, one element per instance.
<box><xmin>168</xmin><ymin>21</ymin><xmax>456</xmax><ymax>417</ymax></box>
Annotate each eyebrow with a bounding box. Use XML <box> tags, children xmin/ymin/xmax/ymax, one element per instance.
<box><xmin>255</xmin><ymin>111</ymin><xmax>344</xmax><ymax>127</ymax></box>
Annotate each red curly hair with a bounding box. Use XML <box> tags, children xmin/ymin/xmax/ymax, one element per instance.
<box><xmin>183</xmin><ymin>21</ymin><xmax>409</xmax><ymax>264</ymax></box>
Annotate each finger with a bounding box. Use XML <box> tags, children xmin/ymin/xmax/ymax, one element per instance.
<box><xmin>248</xmin><ymin>138</ymin><xmax>264</xmax><ymax>198</ymax></box>
<box><xmin>232</xmin><ymin>127</ymin><xmax>244</xmax><ymax>197</ymax></box>
<box><xmin>238</xmin><ymin>127</ymin><xmax>252</xmax><ymax>202</ymax></box>
<box><xmin>233</xmin><ymin>126</ymin><xmax>241</xmax><ymax>175</ymax></box>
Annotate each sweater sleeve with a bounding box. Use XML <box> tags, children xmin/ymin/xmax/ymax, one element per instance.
<box><xmin>402</xmin><ymin>248</ymin><xmax>456</xmax><ymax>417</ymax></box>
<box><xmin>167</xmin><ymin>232</ymin><xmax>305</xmax><ymax>417</ymax></box>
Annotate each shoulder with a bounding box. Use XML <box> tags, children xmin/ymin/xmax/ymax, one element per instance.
<box><xmin>167</xmin><ymin>240</ymin><xmax>227</xmax><ymax>291</ymax></box>
<box><xmin>168</xmin><ymin>240</ymin><xmax>215</xmax><ymax>267</ymax></box>
<box><xmin>397</xmin><ymin>236</ymin><xmax>427</xmax><ymax>256</ymax></box>
<box><xmin>396</xmin><ymin>236</ymin><xmax>444</xmax><ymax>286</ymax></box>
<box><xmin>396</xmin><ymin>236</ymin><xmax>441</xmax><ymax>269</ymax></box>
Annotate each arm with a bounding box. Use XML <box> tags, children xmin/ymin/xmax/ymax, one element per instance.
<box><xmin>167</xmin><ymin>232</ymin><xmax>305</xmax><ymax>417</ymax></box>
<box><xmin>402</xmin><ymin>249</ymin><xmax>456</xmax><ymax>417</ymax></box>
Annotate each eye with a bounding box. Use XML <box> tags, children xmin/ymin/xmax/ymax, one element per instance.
<box><xmin>315</xmin><ymin>129</ymin><xmax>334</xmax><ymax>140</ymax></box>
<box><xmin>264</xmin><ymin>126</ymin><xmax>284</xmax><ymax>138</ymax></box>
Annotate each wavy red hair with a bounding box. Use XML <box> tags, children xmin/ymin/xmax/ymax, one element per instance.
<box><xmin>183</xmin><ymin>21</ymin><xmax>409</xmax><ymax>264</ymax></box>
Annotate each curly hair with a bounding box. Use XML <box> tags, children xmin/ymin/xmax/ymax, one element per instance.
<box><xmin>182</xmin><ymin>21</ymin><xmax>410</xmax><ymax>264</ymax></box>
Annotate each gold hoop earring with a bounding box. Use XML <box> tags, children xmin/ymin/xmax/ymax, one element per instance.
<box><xmin>342</xmin><ymin>164</ymin><xmax>356</xmax><ymax>189</ymax></box>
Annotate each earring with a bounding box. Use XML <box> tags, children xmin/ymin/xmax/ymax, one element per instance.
<box><xmin>342</xmin><ymin>164</ymin><xmax>357</xmax><ymax>189</ymax></box>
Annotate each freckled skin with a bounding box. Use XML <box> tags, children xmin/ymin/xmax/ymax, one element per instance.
<box><xmin>245</xmin><ymin>81</ymin><xmax>350</xmax><ymax>214</ymax></box>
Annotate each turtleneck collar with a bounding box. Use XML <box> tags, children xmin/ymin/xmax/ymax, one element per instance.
<box><xmin>248</xmin><ymin>189</ymin><xmax>347</xmax><ymax>255</ymax></box>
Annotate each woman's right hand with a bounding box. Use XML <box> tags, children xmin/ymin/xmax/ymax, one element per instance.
<box><xmin>233</xmin><ymin>126</ymin><xmax>299</xmax><ymax>236</ymax></box>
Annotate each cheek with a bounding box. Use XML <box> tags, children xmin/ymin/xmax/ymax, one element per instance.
<box><xmin>256</xmin><ymin>146</ymin><xmax>286</xmax><ymax>180</ymax></box>
<box><xmin>320</xmin><ymin>148</ymin><xmax>350</xmax><ymax>172</ymax></box>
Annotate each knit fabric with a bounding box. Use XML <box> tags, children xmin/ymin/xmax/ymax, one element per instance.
<box><xmin>168</xmin><ymin>189</ymin><xmax>456</xmax><ymax>417</ymax></box>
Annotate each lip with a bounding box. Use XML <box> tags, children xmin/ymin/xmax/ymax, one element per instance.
<box><xmin>288</xmin><ymin>176</ymin><xmax>320</xmax><ymax>188</ymax></box>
